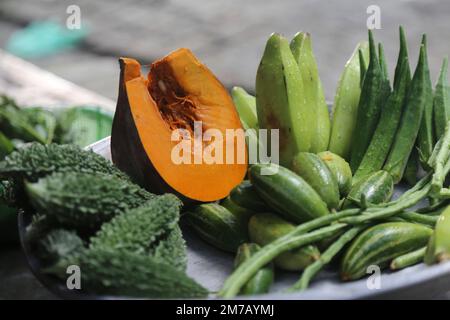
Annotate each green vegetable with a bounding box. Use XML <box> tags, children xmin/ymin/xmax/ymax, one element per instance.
<box><xmin>433</xmin><ymin>57</ymin><xmax>450</xmax><ymax>140</ymax></box>
<box><xmin>384</xmin><ymin>44</ymin><xmax>431</xmax><ymax>183</ymax></box>
<box><xmin>89</xmin><ymin>194</ymin><xmax>186</xmax><ymax>270</ymax></box>
<box><xmin>229</xmin><ymin>180</ymin><xmax>266</xmax><ymax>212</ymax></box>
<box><xmin>291</xmin><ymin>152</ymin><xmax>339</xmax><ymax>210</ymax></box>
<box><xmin>231</xmin><ymin>87</ymin><xmax>258</xmax><ymax>131</ymax></box>
<box><xmin>151</xmin><ymin>226</ymin><xmax>187</xmax><ymax>271</ymax></box>
<box><xmin>359</xmin><ymin>48</ymin><xmax>368</xmax><ymax>88</ymax></box>
<box><xmin>220</xmin><ymin>221</ymin><xmax>350</xmax><ymax>298</ymax></box>
<box><xmin>0</xmin><ymin>143</ymin><xmax>129</xmax><ymax>183</ymax></box>
<box><xmin>290</xmin><ymin>32</ymin><xmax>330</xmax><ymax>153</ymax></box>
<box><xmin>350</xmin><ymin>30</ymin><xmax>383</xmax><ymax>172</ymax></box>
<box><xmin>0</xmin><ymin>204</ymin><xmax>18</xmax><ymax>243</ymax></box>
<box><xmin>341</xmin><ymin>222</ymin><xmax>432</xmax><ymax>280</ymax></box>
<box><xmin>416</xmin><ymin>35</ymin><xmax>435</xmax><ymax>164</ymax></box>
<box><xmin>22</xmin><ymin>107</ymin><xmax>57</xmax><ymax>144</ymax></box>
<box><xmin>249</xmin><ymin>163</ymin><xmax>329</xmax><ymax>223</ymax></box>
<box><xmin>289</xmin><ymin>226</ymin><xmax>365</xmax><ymax>291</ymax></box>
<box><xmin>390</xmin><ymin>247</ymin><xmax>426</xmax><ymax>270</ymax></box>
<box><xmin>36</xmin><ymin>229</ymin><xmax>84</xmax><ymax>264</ymax></box>
<box><xmin>329</xmin><ymin>41</ymin><xmax>369</xmax><ymax>159</ymax></box>
<box><xmin>248</xmin><ymin>213</ymin><xmax>320</xmax><ymax>271</ymax></box>
<box><xmin>46</xmin><ymin>248</ymin><xmax>208</xmax><ymax>298</ymax></box>
<box><xmin>424</xmin><ymin>205</ymin><xmax>450</xmax><ymax>264</ymax></box>
<box><xmin>397</xmin><ymin>211</ymin><xmax>438</xmax><ymax>227</ymax></box>
<box><xmin>378</xmin><ymin>43</ymin><xmax>390</xmax><ymax>86</ymax></box>
<box><xmin>221</xmin><ymin>196</ymin><xmax>256</xmax><ymax>220</ymax></box>
<box><xmin>353</xmin><ymin>30</ymin><xmax>411</xmax><ymax>182</ymax></box>
<box><xmin>234</xmin><ymin>243</ymin><xmax>273</xmax><ymax>295</ymax></box>
<box><xmin>184</xmin><ymin>203</ymin><xmax>249</xmax><ymax>253</ymax></box>
<box><xmin>0</xmin><ymin>132</ymin><xmax>14</xmax><ymax>159</ymax></box>
<box><xmin>256</xmin><ymin>33</ymin><xmax>313</xmax><ymax>166</ymax></box>
<box><xmin>318</xmin><ymin>151</ymin><xmax>352</xmax><ymax>196</ymax></box>
<box><xmin>403</xmin><ymin>150</ymin><xmax>419</xmax><ymax>185</ymax></box>
<box><xmin>55</xmin><ymin>106</ymin><xmax>113</xmax><ymax>147</ymax></box>
<box><xmin>344</xmin><ymin>170</ymin><xmax>394</xmax><ymax>208</ymax></box>
<box><xmin>0</xmin><ymin>96</ymin><xmax>47</xmax><ymax>144</ymax></box>
<box><xmin>25</xmin><ymin>172</ymin><xmax>155</xmax><ymax>229</ymax></box>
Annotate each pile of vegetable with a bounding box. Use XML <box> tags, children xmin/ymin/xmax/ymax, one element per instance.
<box><xmin>3</xmin><ymin>25</ymin><xmax>450</xmax><ymax>300</ymax></box>
<box><xmin>179</xmin><ymin>27</ymin><xmax>450</xmax><ymax>298</ymax></box>
<box><xmin>0</xmin><ymin>96</ymin><xmax>113</xmax><ymax>244</ymax></box>
<box><xmin>0</xmin><ymin>143</ymin><xmax>207</xmax><ymax>298</ymax></box>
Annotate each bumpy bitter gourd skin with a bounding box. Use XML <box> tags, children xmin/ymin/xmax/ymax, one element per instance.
<box><xmin>89</xmin><ymin>194</ymin><xmax>186</xmax><ymax>270</ymax></box>
<box><xmin>0</xmin><ymin>143</ymin><xmax>129</xmax><ymax>182</ymax></box>
<box><xmin>25</xmin><ymin>172</ymin><xmax>155</xmax><ymax>229</ymax></box>
<box><xmin>48</xmin><ymin>248</ymin><xmax>208</xmax><ymax>298</ymax></box>
<box><xmin>256</xmin><ymin>33</ymin><xmax>313</xmax><ymax>167</ymax></box>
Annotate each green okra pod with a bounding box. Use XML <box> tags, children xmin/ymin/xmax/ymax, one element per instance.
<box><xmin>350</xmin><ymin>30</ymin><xmax>384</xmax><ymax>172</ymax></box>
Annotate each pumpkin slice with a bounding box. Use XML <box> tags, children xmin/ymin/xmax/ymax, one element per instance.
<box><xmin>111</xmin><ymin>49</ymin><xmax>247</xmax><ymax>203</ymax></box>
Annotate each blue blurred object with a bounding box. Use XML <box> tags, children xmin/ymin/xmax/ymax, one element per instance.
<box><xmin>6</xmin><ymin>21</ymin><xmax>87</xmax><ymax>59</ymax></box>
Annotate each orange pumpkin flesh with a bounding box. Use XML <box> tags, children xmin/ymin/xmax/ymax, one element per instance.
<box><xmin>111</xmin><ymin>49</ymin><xmax>247</xmax><ymax>203</ymax></box>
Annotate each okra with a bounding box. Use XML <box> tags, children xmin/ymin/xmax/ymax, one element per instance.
<box><xmin>329</xmin><ymin>41</ymin><xmax>369</xmax><ymax>159</ymax></box>
<box><xmin>433</xmin><ymin>57</ymin><xmax>450</xmax><ymax>140</ymax></box>
<box><xmin>290</xmin><ymin>32</ymin><xmax>330</xmax><ymax>153</ymax></box>
<box><xmin>416</xmin><ymin>35</ymin><xmax>435</xmax><ymax>164</ymax></box>
<box><xmin>350</xmin><ymin>30</ymin><xmax>384</xmax><ymax>172</ymax></box>
<box><xmin>384</xmin><ymin>44</ymin><xmax>431</xmax><ymax>183</ymax></box>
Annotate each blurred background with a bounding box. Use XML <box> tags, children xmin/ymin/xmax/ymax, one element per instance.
<box><xmin>1</xmin><ymin>0</ymin><xmax>450</xmax><ymax>299</ymax></box>
<box><xmin>1</xmin><ymin>0</ymin><xmax>450</xmax><ymax>101</ymax></box>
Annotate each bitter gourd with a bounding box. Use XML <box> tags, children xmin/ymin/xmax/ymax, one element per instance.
<box><xmin>89</xmin><ymin>194</ymin><xmax>186</xmax><ymax>270</ymax></box>
<box><xmin>46</xmin><ymin>247</ymin><xmax>208</xmax><ymax>298</ymax></box>
<box><xmin>25</xmin><ymin>172</ymin><xmax>155</xmax><ymax>229</ymax></box>
<box><xmin>0</xmin><ymin>143</ymin><xmax>129</xmax><ymax>183</ymax></box>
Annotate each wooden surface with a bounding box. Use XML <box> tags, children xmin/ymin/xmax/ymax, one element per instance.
<box><xmin>0</xmin><ymin>50</ymin><xmax>114</xmax><ymax>110</ymax></box>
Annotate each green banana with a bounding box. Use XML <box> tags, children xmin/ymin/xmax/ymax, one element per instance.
<box><xmin>328</xmin><ymin>41</ymin><xmax>369</xmax><ymax>160</ymax></box>
<box><xmin>256</xmin><ymin>33</ymin><xmax>313</xmax><ymax>167</ymax></box>
<box><xmin>231</xmin><ymin>87</ymin><xmax>259</xmax><ymax>131</ymax></box>
<box><xmin>290</xmin><ymin>32</ymin><xmax>330</xmax><ymax>153</ymax></box>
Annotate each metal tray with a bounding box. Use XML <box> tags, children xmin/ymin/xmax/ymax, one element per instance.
<box><xmin>19</xmin><ymin>136</ymin><xmax>450</xmax><ymax>299</ymax></box>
